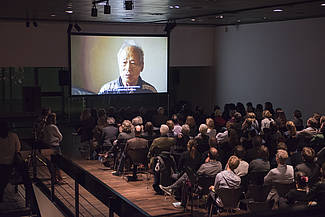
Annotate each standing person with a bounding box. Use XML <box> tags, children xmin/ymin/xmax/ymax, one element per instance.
<box><xmin>0</xmin><ymin>120</ymin><xmax>21</xmax><ymax>202</ymax></box>
<box><xmin>98</xmin><ymin>40</ymin><xmax>157</xmax><ymax>94</ymax></box>
<box><xmin>42</xmin><ymin>113</ymin><xmax>63</xmax><ymax>183</ymax></box>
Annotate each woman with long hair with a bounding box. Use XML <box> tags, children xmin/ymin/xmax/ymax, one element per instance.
<box><xmin>0</xmin><ymin>120</ymin><xmax>21</xmax><ymax>201</ymax></box>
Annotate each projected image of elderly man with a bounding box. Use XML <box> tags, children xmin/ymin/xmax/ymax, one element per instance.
<box><xmin>98</xmin><ymin>41</ymin><xmax>157</xmax><ymax>94</ymax></box>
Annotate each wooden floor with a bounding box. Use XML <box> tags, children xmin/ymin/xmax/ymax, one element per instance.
<box><xmin>73</xmin><ymin>159</ymin><xmax>185</xmax><ymax>217</ymax></box>
<box><xmin>35</xmin><ymin>151</ymin><xmax>195</xmax><ymax>217</ymax></box>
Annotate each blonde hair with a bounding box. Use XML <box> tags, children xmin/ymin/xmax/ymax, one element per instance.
<box><xmin>228</xmin><ymin>155</ymin><xmax>240</xmax><ymax>171</ymax></box>
<box><xmin>263</xmin><ymin>110</ymin><xmax>272</xmax><ymax>118</ymax></box>
<box><xmin>276</xmin><ymin>149</ymin><xmax>288</xmax><ymax>165</ymax></box>
<box><xmin>286</xmin><ymin>121</ymin><xmax>296</xmax><ymax>137</ymax></box>
<box><xmin>206</xmin><ymin>118</ymin><xmax>215</xmax><ymax>129</ymax></box>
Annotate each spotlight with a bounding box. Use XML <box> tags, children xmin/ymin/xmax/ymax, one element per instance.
<box><xmin>74</xmin><ymin>24</ymin><xmax>81</xmax><ymax>32</ymax></box>
<box><xmin>91</xmin><ymin>2</ymin><xmax>98</xmax><ymax>17</ymax></box>
<box><xmin>104</xmin><ymin>0</ymin><xmax>111</xmax><ymax>14</ymax></box>
<box><xmin>67</xmin><ymin>23</ymin><xmax>73</xmax><ymax>33</ymax></box>
<box><xmin>33</xmin><ymin>21</ymin><xmax>38</xmax><ymax>27</ymax></box>
<box><xmin>26</xmin><ymin>21</ymin><xmax>30</xmax><ymax>27</ymax></box>
<box><xmin>124</xmin><ymin>0</ymin><xmax>134</xmax><ymax>10</ymax></box>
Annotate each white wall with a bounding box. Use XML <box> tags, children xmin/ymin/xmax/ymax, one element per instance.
<box><xmin>214</xmin><ymin>17</ymin><xmax>325</xmax><ymax>120</ymax></box>
<box><xmin>0</xmin><ymin>21</ymin><xmax>215</xmax><ymax>67</ymax></box>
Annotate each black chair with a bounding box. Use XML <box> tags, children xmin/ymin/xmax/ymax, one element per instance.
<box><xmin>197</xmin><ymin>175</ymin><xmax>215</xmax><ymax>208</ymax></box>
<box><xmin>208</xmin><ymin>188</ymin><xmax>242</xmax><ymax>217</ymax></box>
<box><xmin>273</xmin><ymin>182</ymin><xmax>296</xmax><ymax>197</ymax></box>
<box><xmin>248</xmin><ymin>171</ymin><xmax>268</xmax><ymax>185</ymax></box>
<box><xmin>125</xmin><ymin>147</ymin><xmax>148</xmax><ymax>181</ymax></box>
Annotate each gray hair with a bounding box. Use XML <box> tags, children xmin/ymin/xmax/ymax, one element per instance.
<box><xmin>199</xmin><ymin>124</ymin><xmax>208</xmax><ymax>134</ymax></box>
<box><xmin>132</xmin><ymin>116</ymin><xmax>143</xmax><ymax>126</ymax></box>
<box><xmin>160</xmin><ymin>124</ymin><xmax>169</xmax><ymax>136</ymax></box>
<box><xmin>117</xmin><ymin>40</ymin><xmax>144</xmax><ymax>65</ymax></box>
<box><xmin>181</xmin><ymin>124</ymin><xmax>190</xmax><ymax>136</ymax></box>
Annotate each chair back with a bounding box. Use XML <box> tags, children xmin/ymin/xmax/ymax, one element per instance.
<box><xmin>216</xmin><ymin>188</ymin><xmax>242</xmax><ymax>209</ymax></box>
<box><xmin>273</xmin><ymin>182</ymin><xmax>296</xmax><ymax>197</ymax></box>
<box><xmin>127</xmin><ymin>147</ymin><xmax>148</xmax><ymax>165</ymax></box>
<box><xmin>248</xmin><ymin>171</ymin><xmax>268</xmax><ymax>185</ymax></box>
<box><xmin>197</xmin><ymin>175</ymin><xmax>215</xmax><ymax>195</ymax></box>
<box><xmin>247</xmin><ymin>184</ymin><xmax>271</xmax><ymax>202</ymax></box>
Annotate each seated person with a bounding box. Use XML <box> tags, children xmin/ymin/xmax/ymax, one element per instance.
<box><xmin>147</xmin><ymin>124</ymin><xmax>176</xmax><ymax>162</ymax></box>
<box><xmin>207</xmin><ymin>155</ymin><xmax>241</xmax><ymax>213</ymax></box>
<box><xmin>249</xmin><ymin>145</ymin><xmax>271</xmax><ymax>173</ymax></box>
<box><xmin>0</xmin><ymin>120</ymin><xmax>21</xmax><ymax>202</ymax></box>
<box><xmin>296</xmin><ymin>147</ymin><xmax>320</xmax><ymax>187</ymax></box>
<box><xmin>285</xmin><ymin>171</ymin><xmax>309</xmax><ymax>208</ymax></box>
<box><xmin>113</xmin><ymin>125</ymin><xmax>148</xmax><ymax>177</ymax></box>
<box><xmin>264</xmin><ymin>149</ymin><xmax>294</xmax><ymax>185</ymax></box>
<box><xmin>226</xmin><ymin>145</ymin><xmax>249</xmax><ymax>177</ymax></box>
<box><xmin>159</xmin><ymin>147</ymin><xmax>222</xmax><ymax>196</ymax></box>
<box><xmin>101</xmin><ymin>117</ymin><xmax>118</xmax><ymax>148</ymax></box>
<box><xmin>195</xmin><ymin>124</ymin><xmax>210</xmax><ymax>154</ymax></box>
<box><xmin>307</xmin><ymin>162</ymin><xmax>325</xmax><ymax>207</ymax></box>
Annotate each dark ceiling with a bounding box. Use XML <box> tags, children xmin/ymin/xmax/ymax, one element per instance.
<box><xmin>1</xmin><ymin>0</ymin><xmax>325</xmax><ymax>26</ymax></box>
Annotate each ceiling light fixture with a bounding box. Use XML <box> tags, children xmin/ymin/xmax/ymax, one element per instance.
<box><xmin>191</xmin><ymin>18</ymin><xmax>196</xmax><ymax>22</ymax></box>
<box><xmin>124</xmin><ymin>0</ymin><xmax>134</xmax><ymax>10</ymax></box>
<box><xmin>321</xmin><ymin>3</ymin><xmax>325</xmax><ymax>6</ymax></box>
<box><xmin>65</xmin><ymin>8</ymin><xmax>73</xmax><ymax>14</ymax></box>
<box><xmin>174</xmin><ymin>5</ymin><xmax>180</xmax><ymax>9</ymax></box>
<box><xmin>91</xmin><ymin>2</ymin><xmax>98</xmax><ymax>17</ymax></box>
<box><xmin>104</xmin><ymin>0</ymin><xmax>111</xmax><ymax>14</ymax></box>
<box><xmin>273</xmin><ymin>9</ymin><xmax>283</xmax><ymax>12</ymax></box>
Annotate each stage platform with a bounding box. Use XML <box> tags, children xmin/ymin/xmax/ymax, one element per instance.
<box><xmin>33</xmin><ymin>151</ymin><xmax>205</xmax><ymax>217</ymax></box>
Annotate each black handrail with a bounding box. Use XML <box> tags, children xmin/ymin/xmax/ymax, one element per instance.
<box><xmin>51</xmin><ymin>154</ymin><xmax>151</xmax><ymax>217</ymax></box>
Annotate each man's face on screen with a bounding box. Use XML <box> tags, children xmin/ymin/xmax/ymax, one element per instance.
<box><xmin>118</xmin><ymin>46</ymin><xmax>144</xmax><ymax>86</ymax></box>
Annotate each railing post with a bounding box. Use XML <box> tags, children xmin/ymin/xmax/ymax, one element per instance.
<box><xmin>50</xmin><ymin>157</ymin><xmax>55</xmax><ymax>201</ymax></box>
<box><xmin>75</xmin><ymin>180</ymin><xmax>79</xmax><ymax>217</ymax></box>
<box><xmin>109</xmin><ymin>207</ymin><xmax>114</xmax><ymax>217</ymax></box>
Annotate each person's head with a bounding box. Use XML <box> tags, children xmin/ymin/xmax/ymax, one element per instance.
<box><xmin>199</xmin><ymin>124</ymin><xmax>208</xmax><ymax>135</ymax></box>
<box><xmin>294</xmin><ymin>109</ymin><xmax>302</xmax><ymax>119</ymax></box>
<box><xmin>80</xmin><ymin>109</ymin><xmax>91</xmax><ymax>121</ymax></box>
<box><xmin>286</xmin><ymin>121</ymin><xmax>297</xmax><ymax>136</ymax></box>
<box><xmin>227</xmin><ymin>155</ymin><xmax>240</xmax><ymax>171</ymax></box>
<box><xmin>181</xmin><ymin>124</ymin><xmax>190</xmax><ymax>136</ymax></box>
<box><xmin>157</xmin><ymin>107</ymin><xmax>165</xmax><ymax>115</ymax></box>
<box><xmin>307</xmin><ymin>117</ymin><xmax>318</xmax><ymax>128</ymax></box>
<box><xmin>263</xmin><ymin>110</ymin><xmax>272</xmax><ymax>118</ymax></box>
<box><xmin>47</xmin><ymin>113</ymin><xmax>57</xmax><ymax>125</ymax></box>
<box><xmin>301</xmin><ymin>147</ymin><xmax>315</xmax><ymax>164</ymax></box>
<box><xmin>247</xmin><ymin>112</ymin><xmax>256</xmax><ymax>119</ymax></box>
<box><xmin>277</xmin><ymin>142</ymin><xmax>287</xmax><ymax>151</ymax></box>
<box><xmin>187</xmin><ymin>139</ymin><xmax>198</xmax><ymax>159</ymax></box>
<box><xmin>185</xmin><ymin>116</ymin><xmax>196</xmax><ymax>128</ymax></box>
<box><xmin>276</xmin><ymin>149</ymin><xmax>288</xmax><ymax>165</ymax></box>
<box><xmin>166</xmin><ymin>120</ymin><xmax>174</xmax><ymax>131</ymax></box>
<box><xmin>132</xmin><ymin>116</ymin><xmax>143</xmax><ymax>126</ymax></box>
<box><xmin>208</xmin><ymin>147</ymin><xmax>218</xmax><ymax>160</ymax></box>
<box><xmin>234</xmin><ymin>145</ymin><xmax>246</xmax><ymax>160</ymax></box>
<box><xmin>0</xmin><ymin>120</ymin><xmax>9</xmax><ymax>138</ymax></box>
<box><xmin>295</xmin><ymin>172</ymin><xmax>308</xmax><ymax>189</ymax></box>
<box><xmin>160</xmin><ymin>124</ymin><xmax>169</xmax><ymax>136</ymax></box>
<box><xmin>321</xmin><ymin>162</ymin><xmax>325</xmax><ymax>178</ymax></box>
<box><xmin>97</xmin><ymin>108</ymin><xmax>106</xmax><ymax>119</ymax></box>
<box><xmin>41</xmin><ymin>107</ymin><xmax>51</xmax><ymax>117</ymax></box>
<box><xmin>121</xmin><ymin>120</ymin><xmax>133</xmax><ymax>133</ymax></box>
<box><xmin>117</xmin><ymin>41</ymin><xmax>144</xmax><ymax>86</ymax></box>
<box><xmin>107</xmin><ymin>117</ymin><xmax>115</xmax><ymax>125</ymax></box>
<box><xmin>144</xmin><ymin>121</ymin><xmax>154</xmax><ymax>134</ymax></box>
<box><xmin>206</xmin><ymin>118</ymin><xmax>214</xmax><ymax>129</ymax></box>
<box><xmin>258</xmin><ymin>145</ymin><xmax>269</xmax><ymax>161</ymax></box>
<box><xmin>320</xmin><ymin>116</ymin><xmax>325</xmax><ymax>125</ymax></box>
<box><xmin>233</xmin><ymin>112</ymin><xmax>242</xmax><ymax>122</ymax></box>
<box><xmin>134</xmin><ymin>125</ymin><xmax>143</xmax><ymax>136</ymax></box>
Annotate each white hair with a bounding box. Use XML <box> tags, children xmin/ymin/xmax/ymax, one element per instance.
<box><xmin>160</xmin><ymin>124</ymin><xmax>169</xmax><ymax>136</ymax></box>
<box><xmin>117</xmin><ymin>40</ymin><xmax>144</xmax><ymax>65</ymax></box>
<box><xmin>199</xmin><ymin>124</ymin><xmax>208</xmax><ymax>134</ymax></box>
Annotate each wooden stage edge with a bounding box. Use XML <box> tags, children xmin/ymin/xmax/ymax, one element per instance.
<box><xmin>71</xmin><ymin>159</ymin><xmax>187</xmax><ymax>217</ymax></box>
